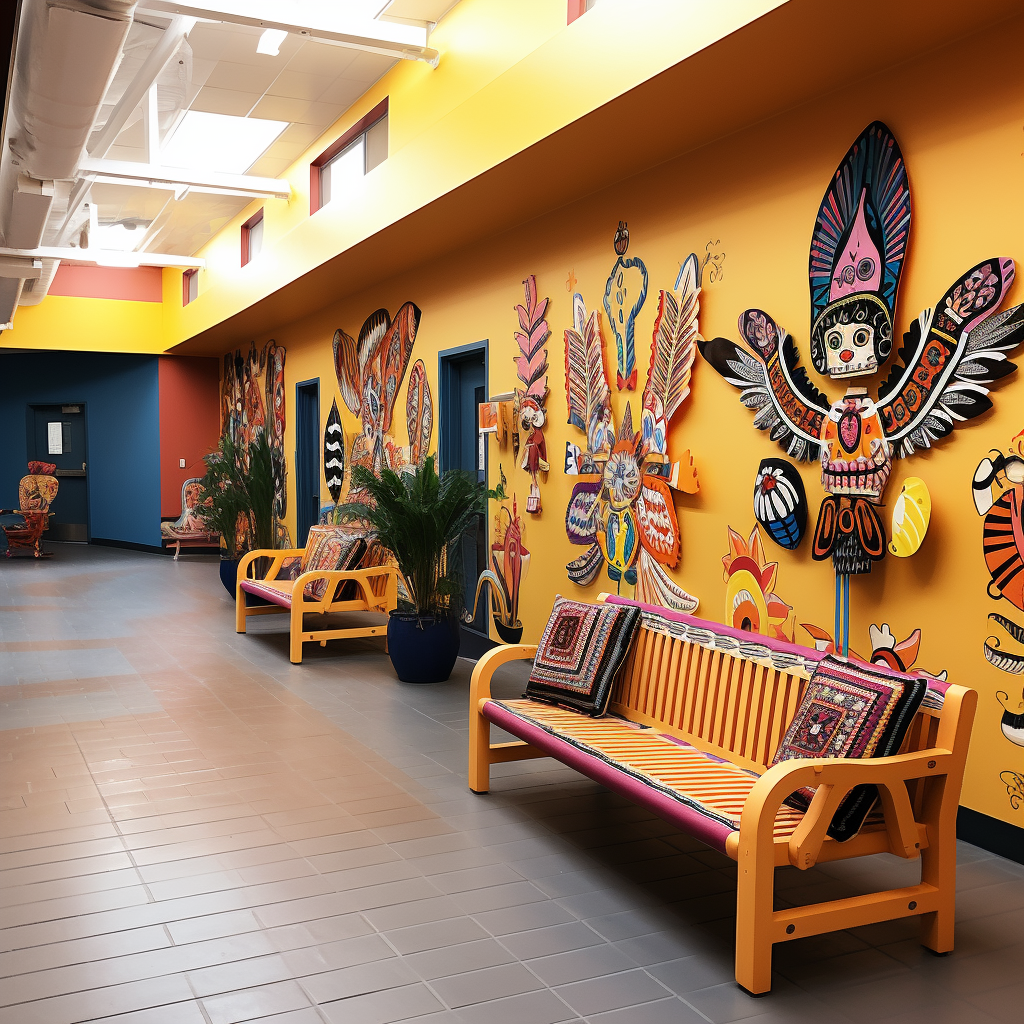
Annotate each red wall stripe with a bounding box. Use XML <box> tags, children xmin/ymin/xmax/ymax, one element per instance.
<box><xmin>49</xmin><ymin>265</ymin><xmax>163</xmax><ymax>302</ymax></box>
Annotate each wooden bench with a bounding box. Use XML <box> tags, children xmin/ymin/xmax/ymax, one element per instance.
<box><xmin>236</xmin><ymin>547</ymin><xmax>398</xmax><ymax>664</ymax></box>
<box><xmin>468</xmin><ymin>595</ymin><xmax>976</xmax><ymax>995</ymax></box>
<box><xmin>160</xmin><ymin>478</ymin><xmax>219</xmax><ymax>560</ymax></box>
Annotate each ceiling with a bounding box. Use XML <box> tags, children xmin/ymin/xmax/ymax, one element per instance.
<box><xmin>83</xmin><ymin>2</ymin><xmax>457</xmax><ymax>258</ymax></box>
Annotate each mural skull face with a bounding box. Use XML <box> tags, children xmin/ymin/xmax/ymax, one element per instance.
<box><xmin>820</xmin><ymin>389</ymin><xmax>892</xmax><ymax>499</ymax></box>
<box><xmin>824</xmin><ymin>319</ymin><xmax>875</xmax><ymax>375</ymax></box>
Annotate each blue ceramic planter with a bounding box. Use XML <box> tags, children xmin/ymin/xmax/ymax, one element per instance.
<box><xmin>220</xmin><ymin>558</ymin><xmax>271</xmax><ymax>606</ymax></box>
<box><xmin>387</xmin><ymin>611</ymin><xmax>461</xmax><ymax>683</ymax></box>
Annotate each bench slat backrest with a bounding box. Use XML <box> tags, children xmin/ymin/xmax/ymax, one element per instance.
<box><xmin>608</xmin><ymin>617</ymin><xmax>944</xmax><ymax>776</ymax></box>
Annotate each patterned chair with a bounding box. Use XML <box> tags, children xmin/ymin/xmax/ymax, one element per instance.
<box><xmin>1</xmin><ymin>462</ymin><xmax>59</xmax><ymax>558</ymax></box>
<box><xmin>160</xmin><ymin>478</ymin><xmax>219</xmax><ymax>560</ymax></box>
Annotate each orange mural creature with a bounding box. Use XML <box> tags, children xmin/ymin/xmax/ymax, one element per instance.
<box><xmin>722</xmin><ymin>525</ymin><xmax>794</xmax><ymax>641</ymax></box>
<box><xmin>564</xmin><ymin>254</ymin><xmax>701</xmax><ymax>610</ymax></box>
<box><xmin>700</xmin><ymin>121</ymin><xmax>1024</xmax><ymax>656</ymax></box>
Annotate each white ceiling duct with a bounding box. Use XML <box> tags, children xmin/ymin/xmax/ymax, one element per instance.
<box><xmin>7</xmin><ymin>174</ymin><xmax>54</xmax><ymax>249</ymax></box>
<box><xmin>0</xmin><ymin>276</ymin><xmax>26</xmax><ymax>326</ymax></box>
<box><xmin>7</xmin><ymin>1</ymin><xmax>136</xmax><ymax>180</ymax></box>
<box><xmin>17</xmin><ymin>257</ymin><xmax>61</xmax><ymax>305</ymax></box>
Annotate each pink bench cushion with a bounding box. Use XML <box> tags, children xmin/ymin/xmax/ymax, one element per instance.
<box><xmin>239</xmin><ymin>579</ymin><xmax>293</xmax><ymax>608</ymax></box>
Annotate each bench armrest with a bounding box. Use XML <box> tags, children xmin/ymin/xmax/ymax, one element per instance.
<box><xmin>741</xmin><ymin>748</ymin><xmax>954</xmax><ymax>869</ymax></box>
<box><xmin>237</xmin><ymin>548</ymin><xmax>305</xmax><ymax>584</ymax></box>
<box><xmin>292</xmin><ymin>565</ymin><xmax>400</xmax><ymax>612</ymax></box>
<box><xmin>470</xmin><ymin>644</ymin><xmax>537</xmax><ymax>708</ymax></box>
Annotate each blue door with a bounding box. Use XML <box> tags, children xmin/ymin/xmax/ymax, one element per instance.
<box><xmin>294</xmin><ymin>380</ymin><xmax>320</xmax><ymax>547</ymax></box>
<box><xmin>30</xmin><ymin>404</ymin><xmax>88</xmax><ymax>542</ymax></box>
<box><xmin>439</xmin><ymin>345</ymin><xmax>487</xmax><ymax>632</ymax></box>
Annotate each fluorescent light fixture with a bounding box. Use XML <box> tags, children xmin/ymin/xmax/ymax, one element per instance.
<box><xmin>94</xmin><ymin>221</ymin><xmax>148</xmax><ymax>252</ymax></box>
<box><xmin>93</xmin><ymin>250</ymin><xmax>141</xmax><ymax>268</ymax></box>
<box><xmin>161</xmin><ymin>111</ymin><xmax>288</xmax><ymax>175</ymax></box>
<box><xmin>257</xmin><ymin>28</ymin><xmax>288</xmax><ymax>55</ymax></box>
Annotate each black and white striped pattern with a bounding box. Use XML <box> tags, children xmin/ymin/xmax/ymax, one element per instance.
<box><xmin>324</xmin><ymin>399</ymin><xmax>345</xmax><ymax>504</ymax></box>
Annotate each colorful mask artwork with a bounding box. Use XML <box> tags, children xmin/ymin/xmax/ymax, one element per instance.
<box><xmin>466</xmin><ymin>496</ymin><xmax>530</xmax><ymax>643</ymax></box>
<box><xmin>323</xmin><ymin>399</ymin><xmax>345</xmax><ymax>506</ymax></box>
<box><xmin>220</xmin><ymin>340</ymin><xmax>290</xmax><ymax>546</ymax></box>
<box><xmin>334</xmin><ymin>302</ymin><xmax>421</xmax><ymax>486</ymax></box>
<box><xmin>753</xmin><ymin>458</ymin><xmax>807</xmax><ymax>550</ymax></box>
<box><xmin>722</xmin><ymin>525</ymin><xmax>794</xmax><ymax>641</ymax></box>
<box><xmin>406</xmin><ymin>359</ymin><xmax>433</xmax><ymax>468</ymax></box>
<box><xmin>604</xmin><ymin>221</ymin><xmax>648</xmax><ymax>391</ymax></box>
<box><xmin>564</xmin><ymin>255</ymin><xmax>701</xmax><ymax>610</ymax></box>
<box><xmin>513</xmin><ymin>276</ymin><xmax>550</xmax><ymax>514</ymax></box>
<box><xmin>699</xmin><ymin>120</ymin><xmax>1024</xmax><ymax>653</ymax></box>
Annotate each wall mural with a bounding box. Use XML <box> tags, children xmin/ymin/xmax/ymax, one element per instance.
<box><xmin>467</xmin><ymin>494</ymin><xmax>530</xmax><ymax>644</ymax></box>
<box><xmin>323</xmin><ymin>398</ymin><xmax>345</xmax><ymax>516</ymax></box>
<box><xmin>564</xmin><ymin>254</ymin><xmax>701</xmax><ymax>610</ymax></box>
<box><xmin>971</xmin><ymin>430</ymin><xmax>1024</xmax><ymax>813</ymax></box>
<box><xmin>406</xmin><ymin>359</ymin><xmax>433</xmax><ymax>469</ymax></box>
<box><xmin>604</xmin><ymin>221</ymin><xmax>648</xmax><ymax>391</ymax></box>
<box><xmin>513</xmin><ymin>275</ymin><xmax>550</xmax><ymax>514</ymax></box>
<box><xmin>800</xmin><ymin>621</ymin><xmax>946</xmax><ymax>681</ymax></box>
<box><xmin>722</xmin><ymin>524</ymin><xmax>794</xmax><ymax>641</ymax></box>
<box><xmin>220</xmin><ymin>340</ymin><xmax>290</xmax><ymax>546</ymax></box>
<box><xmin>753</xmin><ymin>458</ymin><xmax>807</xmax><ymax>551</ymax></box>
<box><xmin>333</xmin><ymin>302</ymin><xmax>422</xmax><ymax>494</ymax></box>
<box><xmin>699</xmin><ymin>120</ymin><xmax>1024</xmax><ymax>656</ymax></box>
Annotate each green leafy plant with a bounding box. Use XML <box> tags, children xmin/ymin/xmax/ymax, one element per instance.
<box><xmin>198</xmin><ymin>431</ymin><xmax>277</xmax><ymax>558</ymax></box>
<box><xmin>339</xmin><ymin>456</ymin><xmax>485</xmax><ymax>618</ymax></box>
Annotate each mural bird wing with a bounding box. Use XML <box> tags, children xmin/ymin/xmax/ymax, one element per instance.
<box><xmin>644</xmin><ymin>253</ymin><xmax>701</xmax><ymax>427</ymax></box>
<box><xmin>406</xmin><ymin>359</ymin><xmax>433</xmax><ymax>467</ymax></box>
<box><xmin>877</xmin><ymin>258</ymin><xmax>1024</xmax><ymax>458</ymax></box>
<box><xmin>377</xmin><ymin>302</ymin><xmax>421</xmax><ymax>435</ymax></box>
<box><xmin>698</xmin><ymin>309</ymin><xmax>829</xmax><ymax>462</ymax></box>
<box><xmin>564</xmin><ymin>295</ymin><xmax>612</xmax><ymax>456</ymax></box>
<box><xmin>333</xmin><ymin>328</ymin><xmax>361</xmax><ymax>416</ymax></box>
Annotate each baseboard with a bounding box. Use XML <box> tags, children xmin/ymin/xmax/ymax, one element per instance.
<box><xmin>89</xmin><ymin>537</ymin><xmax>168</xmax><ymax>555</ymax></box>
<box><xmin>957</xmin><ymin>806</ymin><xmax>1024</xmax><ymax>864</ymax></box>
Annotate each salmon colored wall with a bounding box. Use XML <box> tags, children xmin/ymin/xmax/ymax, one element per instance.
<box><xmin>222</xmin><ymin>23</ymin><xmax>1024</xmax><ymax>828</ymax></box>
<box><xmin>158</xmin><ymin>356</ymin><xmax>221</xmax><ymax>518</ymax></box>
<box><xmin>49</xmin><ymin>266</ymin><xmax>163</xmax><ymax>302</ymax></box>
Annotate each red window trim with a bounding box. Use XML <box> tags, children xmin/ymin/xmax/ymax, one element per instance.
<box><xmin>182</xmin><ymin>267</ymin><xmax>197</xmax><ymax>306</ymax></box>
<box><xmin>309</xmin><ymin>96</ymin><xmax>389</xmax><ymax>216</ymax></box>
<box><xmin>240</xmin><ymin>208</ymin><xmax>264</xmax><ymax>267</ymax></box>
<box><xmin>567</xmin><ymin>0</ymin><xmax>587</xmax><ymax>24</ymax></box>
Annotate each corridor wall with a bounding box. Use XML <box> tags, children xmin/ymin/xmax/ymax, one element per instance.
<box><xmin>217</xmin><ymin>20</ymin><xmax>1024</xmax><ymax>838</ymax></box>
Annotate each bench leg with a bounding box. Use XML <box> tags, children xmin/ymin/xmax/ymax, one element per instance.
<box><xmin>174</xmin><ymin>541</ymin><xmax>181</xmax><ymax>561</ymax></box>
<box><xmin>235</xmin><ymin>585</ymin><xmax>247</xmax><ymax>633</ymax></box>
<box><xmin>290</xmin><ymin>602</ymin><xmax>304</xmax><ymax>664</ymax></box>
<box><xmin>469</xmin><ymin>705</ymin><xmax>490</xmax><ymax>794</ymax></box>
<box><xmin>735</xmin><ymin>849</ymin><xmax>774</xmax><ymax>995</ymax></box>
<box><xmin>919</xmin><ymin>821</ymin><xmax>956</xmax><ymax>954</ymax></box>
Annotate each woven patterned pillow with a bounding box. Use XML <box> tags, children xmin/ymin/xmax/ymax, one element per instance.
<box><xmin>300</xmin><ymin>525</ymin><xmax>367</xmax><ymax>601</ymax></box>
<box><xmin>524</xmin><ymin>597</ymin><xmax>642</xmax><ymax>717</ymax></box>
<box><xmin>771</xmin><ymin>654</ymin><xmax>928</xmax><ymax>841</ymax></box>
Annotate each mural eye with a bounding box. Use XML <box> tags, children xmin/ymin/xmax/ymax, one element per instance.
<box><xmin>857</xmin><ymin>257</ymin><xmax>875</xmax><ymax>281</ymax></box>
<box><xmin>853</xmin><ymin>328</ymin><xmax>870</xmax><ymax>347</ymax></box>
<box><xmin>840</xmin><ymin>265</ymin><xmax>856</xmax><ymax>285</ymax></box>
<box><xmin>827</xmin><ymin>330</ymin><xmax>843</xmax><ymax>350</ymax></box>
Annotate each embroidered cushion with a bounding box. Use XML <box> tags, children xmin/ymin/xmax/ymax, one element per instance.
<box><xmin>525</xmin><ymin>597</ymin><xmax>642</xmax><ymax>717</ymax></box>
<box><xmin>771</xmin><ymin>654</ymin><xmax>928</xmax><ymax>841</ymax></box>
<box><xmin>300</xmin><ymin>525</ymin><xmax>367</xmax><ymax>601</ymax></box>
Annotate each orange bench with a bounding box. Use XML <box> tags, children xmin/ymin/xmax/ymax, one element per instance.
<box><xmin>468</xmin><ymin>595</ymin><xmax>976</xmax><ymax>995</ymax></box>
<box><xmin>236</xmin><ymin>545</ymin><xmax>398</xmax><ymax>664</ymax></box>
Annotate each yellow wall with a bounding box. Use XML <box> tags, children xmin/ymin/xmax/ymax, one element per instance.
<box><xmin>9</xmin><ymin>295</ymin><xmax>164</xmax><ymax>352</ymax></box>
<box><xmin>228</xmin><ymin>21</ymin><xmax>1024</xmax><ymax>828</ymax></box>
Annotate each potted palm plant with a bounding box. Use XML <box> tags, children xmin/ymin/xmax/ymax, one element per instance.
<box><xmin>199</xmin><ymin>431</ymin><xmax>277</xmax><ymax>597</ymax></box>
<box><xmin>339</xmin><ymin>455</ymin><xmax>485</xmax><ymax>683</ymax></box>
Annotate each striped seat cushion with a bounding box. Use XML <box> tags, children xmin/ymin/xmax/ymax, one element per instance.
<box><xmin>482</xmin><ymin>698</ymin><xmax>806</xmax><ymax>855</ymax></box>
<box><xmin>238</xmin><ymin>578</ymin><xmax>294</xmax><ymax>608</ymax></box>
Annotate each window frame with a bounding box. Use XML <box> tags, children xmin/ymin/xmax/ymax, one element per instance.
<box><xmin>309</xmin><ymin>97</ymin><xmax>389</xmax><ymax>216</ymax></box>
<box><xmin>182</xmin><ymin>267</ymin><xmax>198</xmax><ymax>305</ymax></box>
<box><xmin>240</xmin><ymin>208</ymin><xmax>264</xmax><ymax>267</ymax></box>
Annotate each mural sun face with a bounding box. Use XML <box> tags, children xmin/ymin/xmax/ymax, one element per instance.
<box><xmin>603</xmin><ymin>447</ymin><xmax>641</xmax><ymax>510</ymax></box>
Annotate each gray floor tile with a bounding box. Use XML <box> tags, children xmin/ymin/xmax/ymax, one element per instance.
<box><xmin>526</xmin><ymin>943</ymin><xmax>637</xmax><ymax>986</ymax></box>
<box><xmin>430</xmin><ymin>961</ymin><xmax>544</xmax><ymax>1008</ymax></box>
<box><xmin>405</xmin><ymin>937</ymin><xmax>515</xmax><ymax>979</ymax></box>
<box><xmin>554</xmin><ymin>969</ymin><xmax>671</xmax><ymax>1016</ymax></box>
<box><xmin>385</xmin><ymin>917</ymin><xmax>490</xmax><ymax>955</ymax></box>
<box><xmin>584</xmin><ymin>996</ymin><xmax>709</xmax><ymax>1023</ymax></box>
<box><xmin>500</xmin><ymin>922</ymin><xmax>606</xmax><ymax>960</ymax></box>
<box><xmin>454</xmin><ymin>989</ymin><xmax>580</xmax><ymax>1024</ymax></box>
<box><xmin>319</xmin><ymin>983</ymin><xmax>445</xmax><ymax>1024</ymax></box>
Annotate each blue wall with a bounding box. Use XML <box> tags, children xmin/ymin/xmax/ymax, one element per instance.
<box><xmin>0</xmin><ymin>352</ymin><xmax>161</xmax><ymax>547</ymax></box>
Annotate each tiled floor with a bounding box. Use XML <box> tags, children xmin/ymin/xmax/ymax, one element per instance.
<box><xmin>0</xmin><ymin>545</ymin><xmax>1021</xmax><ymax>1024</ymax></box>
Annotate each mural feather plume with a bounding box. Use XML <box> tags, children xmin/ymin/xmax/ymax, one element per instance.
<box><xmin>406</xmin><ymin>359</ymin><xmax>433</xmax><ymax>468</ymax></box>
<box><xmin>514</xmin><ymin>275</ymin><xmax>550</xmax><ymax>402</ymax></box>
<box><xmin>564</xmin><ymin>294</ymin><xmax>612</xmax><ymax>454</ymax></box>
<box><xmin>333</xmin><ymin>328</ymin><xmax>361</xmax><ymax>416</ymax></box>
<box><xmin>645</xmin><ymin>253</ymin><xmax>701</xmax><ymax>425</ymax></box>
